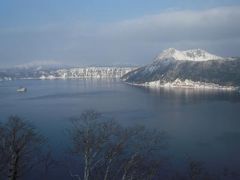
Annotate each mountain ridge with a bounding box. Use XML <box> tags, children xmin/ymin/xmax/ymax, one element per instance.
<box><xmin>0</xmin><ymin>66</ymin><xmax>136</xmax><ymax>81</ymax></box>
<box><xmin>155</xmin><ymin>48</ymin><xmax>224</xmax><ymax>62</ymax></box>
<box><xmin>122</xmin><ymin>48</ymin><xmax>240</xmax><ymax>90</ymax></box>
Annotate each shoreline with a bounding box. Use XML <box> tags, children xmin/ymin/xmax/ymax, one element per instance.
<box><xmin>124</xmin><ymin>79</ymin><xmax>239</xmax><ymax>91</ymax></box>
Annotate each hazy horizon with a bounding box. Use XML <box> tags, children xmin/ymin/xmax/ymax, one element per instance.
<box><xmin>1</xmin><ymin>0</ymin><xmax>240</xmax><ymax>68</ymax></box>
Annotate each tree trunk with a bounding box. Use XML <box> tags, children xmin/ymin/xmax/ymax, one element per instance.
<box><xmin>9</xmin><ymin>153</ymin><xmax>19</xmax><ymax>180</ymax></box>
<box><xmin>84</xmin><ymin>154</ymin><xmax>90</xmax><ymax>180</ymax></box>
<box><xmin>104</xmin><ymin>159</ymin><xmax>112</xmax><ymax>180</ymax></box>
<box><xmin>121</xmin><ymin>154</ymin><xmax>138</xmax><ymax>180</ymax></box>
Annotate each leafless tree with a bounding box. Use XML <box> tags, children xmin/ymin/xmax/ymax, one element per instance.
<box><xmin>170</xmin><ymin>158</ymin><xmax>239</xmax><ymax>180</ymax></box>
<box><xmin>0</xmin><ymin>116</ymin><xmax>45</xmax><ymax>180</ymax></box>
<box><xmin>38</xmin><ymin>149</ymin><xmax>58</xmax><ymax>179</ymax></box>
<box><xmin>68</xmin><ymin>110</ymin><xmax>168</xmax><ymax>180</ymax></box>
<box><xmin>68</xmin><ymin>110</ymin><xmax>117</xmax><ymax>180</ymax></box>
<box><xmin>116</xmin><ymin>127</ymin><xmax>167</xmax><ymax>180</ymax></box>
<box><xmin>0</xmin><ymin>123</ymin><xmax>8</xmax><ymax>177</ymax></box>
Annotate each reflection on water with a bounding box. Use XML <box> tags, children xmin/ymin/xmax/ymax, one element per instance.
<box><xmin>0</xmin><ymin>79</ymin><xmax>240</xmax><ymax>179</ymax></box>
<box><xmin>25</xmin><ymin>90</ymin><xmax>117</xmax><ymax>100</ymax></box>
<box><xmin>137</xmin><ymin>85</ymin><xmax>240</xmax><ymax>104</ymax></box>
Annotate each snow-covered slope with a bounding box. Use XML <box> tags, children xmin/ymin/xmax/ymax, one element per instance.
<box><xmin>39</xmin><ymin>67</ymin><xmax>135</xmax><ymax>79</ymax></box>
<box><xmin>0</xmin><ymin>67</ymin><xmax>136</xmax><ymax>80</ymax></box>
<box><xmin>155</xmin><ymin>48</ymin><xmax>223</xmax><ymax>61</ymax></box>
<box><xmin>132</xmin><ymin>79</ymin><xmax>236</xmax><ymax>91</ymax></box>
<box><xmin>122</xmin><ymin>48</ymin><xmax>240</xmax><ymax>90</ymax></box>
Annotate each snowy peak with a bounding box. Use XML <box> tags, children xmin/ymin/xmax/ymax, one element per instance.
<box><xmin>183</xmin><ymin>49</ymin><xmax>223</xmax><ymax>61</ymax></box>
<box><xmin>155</xmin><ymin>48</ymin><xmax>223</xmax><ymax>61</ymax></box>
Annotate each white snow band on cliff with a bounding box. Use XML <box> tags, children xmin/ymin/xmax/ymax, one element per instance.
<box><xmin>122</xmin><ymin>48</ymin><xmax>240</xmax><ymax>91</ymax></box>
<box><xmin>155</xmin><ymin>48</ymin><xmax>223</xmax><ymax>61</ymax></box>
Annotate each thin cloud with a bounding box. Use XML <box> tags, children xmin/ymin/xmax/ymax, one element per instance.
<box><xmin>0</xmin><ymin>6</ymin><xmax>240</xmax><ymax>67</ymax></box>
<box><xmin>99</xmin><ymin>6</ymin><xmax>240</xmax><ymax>42</ymax></box>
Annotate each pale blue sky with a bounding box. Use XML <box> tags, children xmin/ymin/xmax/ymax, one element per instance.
<box><xmin>1</xmin><ymin>0</ymin><xmax>240</xmax><ymax>67</ymax></box>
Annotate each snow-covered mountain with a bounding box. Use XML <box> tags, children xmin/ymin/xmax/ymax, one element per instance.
<box><xmin>0</xmin><ymin>66</ymin><xmax>136</xmax><ymax>81</ymax></box>
<box><xmin>39</xmin><ymin>67</ymin><xmax>135</xmax><ymax>80</ymax></box>
<box><xmin>155</xmin><ymin>48</ymin><xmax>223</xmax><ymax>61</ymax></box>
<box><xmin>0</xmin><ymin>72</ymin><xmax>12</xmax><ymax>81</ymax></box>
<box><xmin>122</xmin><ymin>48</ymin><xmax>240</xmax><ymax>90</ymax></box>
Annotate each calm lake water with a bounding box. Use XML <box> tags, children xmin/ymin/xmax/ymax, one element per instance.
<box><xmin>1</xmin><ymin>79</ymin><xmax>240</xmax><ymax>179</ymax></box>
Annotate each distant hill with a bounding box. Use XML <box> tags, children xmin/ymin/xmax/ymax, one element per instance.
<box><xmin>122</xmin><ymin>48</ymin><xmax>240</xmax><ymax>90</ymax></box>
<box><xmin>0</xmin><ymin>66</ymin><xmax>136</xmax><ymax>81</ymax></box>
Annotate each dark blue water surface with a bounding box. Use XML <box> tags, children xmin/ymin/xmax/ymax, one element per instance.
<box><xmin>1</xmin><ymin>79</ymin><xmax>240</xmax><ymax>179</ymax></box>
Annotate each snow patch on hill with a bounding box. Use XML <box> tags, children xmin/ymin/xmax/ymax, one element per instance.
<box><xmin>128</xmin><ymin>79</ymin><xmax>236</xmax><ymax>91</ymax></box>
<box><xmin>155</xmin><ymin>48</ymin><xmax>223</xmax><ymax>61</ymax></box>
<box><xmin>38</xmin><ymin>67</ymin><xmax>135</xmax><ymax>80</ymax></box>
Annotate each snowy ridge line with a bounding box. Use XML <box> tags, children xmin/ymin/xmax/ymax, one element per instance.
<box><xmin>38</xmin><ymin>75</ymin><xmax>124</xmax><ymax>80</ymax></box>
<box><xmin>39</xmin><ymin>67</ymin><xmax>135</xmax><ymax>80</ymax></box>
<box><xmin>125</xmin><ymin>79</ymin><xmax>238</xmax><ymax>91</ymax></box>
<box><xmin>0</xmin><ymin>67</ymin><xmax>137</xmax><ymax>81</ymax></box>
<box><xmin>0</xmin><ymin>77</ymin><xmax>12</xmax><ymax>81</ymax></box>
<box><xmin>155</xmin><ymin>48</ymin><xmax>223</xmax><ymax>61</ymax></box>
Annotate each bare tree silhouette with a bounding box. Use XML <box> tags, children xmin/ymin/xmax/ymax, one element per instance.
<box><xmin>67</xmin><ymin>110</ymin><xmax>167</xmax><ymax>180</ymax></box>
<box><xmin>0</xmin><ymin>116</ymin><xmax>45</xmax><ymax>180</ymax></box>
